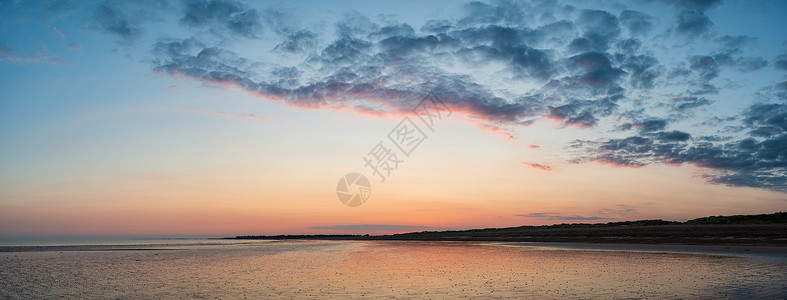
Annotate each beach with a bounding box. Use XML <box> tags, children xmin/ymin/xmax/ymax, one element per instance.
<box><xmin>1</xmin><ymin>240</ymin><xmax>785</xmax><ymax>299</ymax></box>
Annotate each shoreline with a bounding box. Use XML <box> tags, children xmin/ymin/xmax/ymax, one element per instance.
<box><xmin>492</xmin><ymin>242</ymin><xmax>787</xmax><ymax>260</ymax></box>
<box><xmin>2</xmin><ymin>239</ymin><xmax>786</xmax><ymax>260</ymax></box>
<box><xmin>233</xmin><ymin>224</ymin><xmax>787</xmax><ymax>246</ymax></box>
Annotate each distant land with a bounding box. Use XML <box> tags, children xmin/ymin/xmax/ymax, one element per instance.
<box><xmin>231</xmin><ymin>212</ymin><xmax>787</xmax><ymax>245</ymax></box>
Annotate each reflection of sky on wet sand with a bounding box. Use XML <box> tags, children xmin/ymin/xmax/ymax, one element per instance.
<box><xmin>1</xmin><ymin>241</ymin><xmax>785</xmax><ymax>298</ymax></box>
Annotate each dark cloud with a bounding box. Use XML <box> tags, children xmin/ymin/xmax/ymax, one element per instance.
<box><xmin>152</xmin><ymin>38</ymin><xmax>256</xmax><ymax>85</ymax></box>
<box><xmin>650</xmin><ymin>0</ymin><xmax>721</xmax><ymax>38</ymax></box>
<box><xmin>715</xmin><ymin>35</ymin><xmax>757</xmax><ymax>52</ymax></box>
<box><xmin>687</xmin><ymin>81</ymin><xmax>719</xmax><ymax>95</ymax></box>
<box><xmin>743</xmin><ymin>103</ymin><xmax>787</xmax><ymax>132</ymax></box>
<box><xmin>774</xmin><ymin>53</ymin><xmax>787</xmax><ymax>71</ymax></box>
<box><xmin>317</xmin><ymin>37</ymin><xmax>372</xmax><ymax>65</ymax></box>
<box><xmin>311</xmin><ymin>224</ymin><xmax>436</xmax><ymax>231</ymax></box>
<box><xmin>150</xmin><ymin>1</ymin><xmax>642</xmax><ymax>135</ymax></box>
<box><xmin>656</xmin><ymin>130</ymin><xmax>691</xmax><ymax>142</ymax></box>
<box><xmin>578</xmin><ymin>9</ymin><xmax>620</xmax><ymax>38</ymax></box>
<box><xmin>674</xmin><ymin>0</ymin><xmax>723</xmax><ymax>11</ymax></box>
<box><xmin>635</xmin><ymin>119</ymin><xmax>668</xmax><ymax>132</ymax></box>
<box><xmin>546</xmin><ymin>96</ymin><xmax>620</xmax><ymax>128</ymax></box>
<box><xmin>683</xmin><ymin>48</ymin><xmax>767</xmax><ymax>97</ymax></box>
<box><xmin>145</xmin><ymin>0</ymin><xmax>785</xmax><ymax>192</ymax></box>
<box><xmin>615</xmin><ymin>38</ymin><xmax>641</xmax><ymax>53</ymax></box>
<box><xmin>619</xmin><ymin>10</ymin><xmax>653</xmax><ymax>35</ymax></box>
<box><xmin>90</xmin><ymin>1</ymin><xmax>142</xmax><ymax>43</ymax></box>
<box><xmin>378</xmin><ymin>34</ymin><xmax>439</xmax><ymax>59</ymax></box>
<box><xmin>179</xmin><ymin>0</ymin><xmax>261</xmax><ymax>38</ymax></box>
<box><xmin>421</xmin><ymin>19</ymin><xmax>452</xmax><ymax>33</ymax></box>
<box><xmin>708</xmin><ymin>52</ymin><xmax>768</xmax><ymax>73</ymax></box>
<box><xmin>516</xmin><ymin>213</ymin><xmax>613</xmax><ymax>220</ymax></box>
<box><xmin>675</xmin><ymin>9</ymin><xmax>713</xmax><ymax>37</ymax></box>
<box><xmin>570</xmin><ymin>9</ymin><xmax>620</xmax><ymax>52</ymax></box>
<box><xmin>452</xmin><ymin>26</ymin><xmax>557</xmax><ymax>80</ymax></box>
<box><xmin>690</xmin><ymin>55</ymin><xmax>720</xmax><ymax>80</ymax></box>
<box><xmin>540</xmin><ymin>52</ymin><xmax>627</xmax><ymax>117</ymax></box>
<box><xmin>258</xmin><ymin>8</ymin><xmax>298</xmax><ymax>35</ymax></box>
<box><xmin>734</xmin><ymin>57</ymin><xmax>768</xmax><ymax>72</ymax></box>
<box><xmin>458</xmin><ymin>0</ymin><xmax>527</xmax><ymax>27</ymax></box>
<box><xmin>567</xmin><ymin>10</ymin><xmax>621</xmax><ymax>54</ymax></box>
<box><xmin>621</xmin><ymin>54</ymin><xmax>659</xmax><ymax>89</ymax></box>
<box><xmin>777</xmin><ymin>81</ymin><xmax>787</xmax><ymax>100</ymax></box>
<box><xmin>671</xmin><ymin>96</ymin><xmax>713</xmax><ymax>112</ymax></box>
<box><xmin>574</xmin><ymin>102</ymin><xmax>787</xmax><ymax>191</ymax></box>
<box><xmin>88</xmin><ymin>0</ymin><xmax>170</xmax><ymax>44</ymax></box>
<box><xmin>274</xmin><ymin>30</ymin><xmax>317</xmax><ymax>53</ymax></box>
<box><xmin>700</xmin><ymin>115</ymin><xmax>737</xmax><ymax>127</ymax></box>
<box><xmin>370</xmin><ymin>24</ymin><xmax>415</xmax><ymax>40</ymax></box>
<box><xmin>335</xmin><ymin>11</ymin><xmax>377</xmax><ymax>37</ymax></box>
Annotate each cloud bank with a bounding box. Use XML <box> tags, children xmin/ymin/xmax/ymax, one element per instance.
<box><xmin>311</xmin><ymin>224</ymin><xmax>436</xmax><ymax>231</ymax></box>
<box><xmin>83</xmin><ymin>0</ymin><xmax>786</xmax><ymax>192</ymax></box>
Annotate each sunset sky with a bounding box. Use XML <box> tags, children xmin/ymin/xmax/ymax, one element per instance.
<box><xmin>1</xmin><ymin>0</ymin><xmax>786</xmax><ymax>237</ymax></box>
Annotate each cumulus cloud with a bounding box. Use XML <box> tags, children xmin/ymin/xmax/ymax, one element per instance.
<box><xmin>88</xmin><ymin>0</ymin><xmax>169</xmax><ymax>44</ymax></box>
<box><xmin>573</xmin><ymin>102</ymin><xmax>787</xmax><ymax>191</ymax></box>
<box><xmin>675</xmin><ymin>9</ymin><xmax>713</xmax><ymax>37</ymax></box>
<box><xmin>141</xmin><ymin>0</ymin><xmax>785</xmax><ymax>192</ymax></box>
<box><xmin>619</xmin><ymin>10</ymin><xmax>653</xmax><ymax>35</ymax></box>
<box><xmin>179</xmin><ymin>0</ymin><xmax>262</xmax><ymax>38</ymax></box>
<box><xmin>90</xmin><ymin>1</ymin><xmax>142</xmax><ymax>43</ymax></box>
<box><xmin>274</xmin><ymin>30</ymin><xmax>318</xmax><ymax>53</ymax></box>
<box><xmin>774</xmin><ymin>52</ymin><xmax>787</xmax><ymax>71</ymax></box>
<box><xmin>656</xmin><ymin>0</ymin><xmax>722</xmax><ymax>38</ymax></box>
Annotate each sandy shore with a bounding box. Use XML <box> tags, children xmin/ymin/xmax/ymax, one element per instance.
<box><xmin>495</xmin><ymin>242</ymin><xmax>787</xmax><ymax>260</ymax></box>
<box><xmin>4</xmin><ymin>239</ymin><xmax>786</xmax><ymax>263</ymax></box>
<box><xmin>2</xmin><ymin>240</ymin><xmax>786</xmax><ymax>298</ymax></box>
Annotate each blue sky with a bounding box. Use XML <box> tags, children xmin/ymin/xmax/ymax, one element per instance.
<box><xmin>0</xmin><ymin>0</ymin><xmax>786</xmax><ymax>236</ymax></box>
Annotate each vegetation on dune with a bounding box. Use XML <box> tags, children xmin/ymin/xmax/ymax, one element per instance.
<box><xmin>685</xmin><ymin>212</ymin><xmax>787</xmax><ymax>224</ymax></box>
<box><xmin>394</xmin><ymin>212</ymin><xmax>787</xmax><ymax>236</ymax></box>
<box><xmin>231</xmin><ymin>212</ymin><xmax>787</xmax><ymax>240</ymax></box>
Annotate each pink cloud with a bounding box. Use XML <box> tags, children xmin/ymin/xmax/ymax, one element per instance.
<box><xmin>522</xmin><ymin>162</ymin><xmax>552</xmax><ymax>171</ymax></box>
<box><xmin>476</xmin><ymin>123</ymin><xmax>516</xmax><ymax>140</ymax></box>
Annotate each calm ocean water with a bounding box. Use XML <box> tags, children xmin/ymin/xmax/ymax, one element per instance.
<box><xmin>0</xmin><ymin>237</ymin><xmax>237</xmax><ymax>247</ymax></box>
<box><xmin>1</xmin><ymin>240</ymin><xmax>785</xmax><ymax>299</ymax></box>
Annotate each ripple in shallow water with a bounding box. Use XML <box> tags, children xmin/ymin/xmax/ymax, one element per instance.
<box><xmin>0</xmin><ymin>240</ymin><xmax>785</xmax><ymax>299</ymax></box>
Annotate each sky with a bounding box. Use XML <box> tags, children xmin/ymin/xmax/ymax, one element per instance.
<box><xmin>0</xmin><ymin>0</ymin><xmax>786</xmax><ymax>237</ymax></box>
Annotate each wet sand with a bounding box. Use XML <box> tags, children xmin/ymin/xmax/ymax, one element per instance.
<box><xmin>4</xmin><ymin>240</ymin><xmax>786</xmax><ymax>259</ymax></box>
<box><xmin>496</xmin><ymin>242</ymin><xmax>787</xmax><ymax>260</ymax></box>
<box><xmin>1</xmin><ymin>240</ymin><xmax>785</xmax><ymax>298</ymax></box>
<box><xmin>0</xmin><ymin>241</ymin><xmax>257</xmax><ymax>253</ymax></box>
